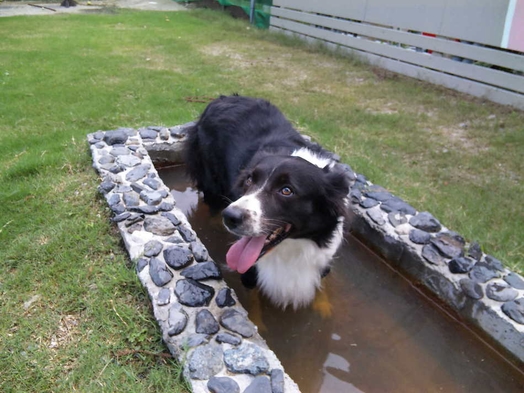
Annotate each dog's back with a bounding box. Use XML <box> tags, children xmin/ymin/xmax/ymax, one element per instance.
<box><xmin>184</xmin><ymin>95</ymin><xmax>317</xmax><ymax>206</ymax></box>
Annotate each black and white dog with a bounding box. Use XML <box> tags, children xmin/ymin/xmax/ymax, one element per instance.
<box><xmin>184</xmin><ymin>95</ymin><xmax>350</xmax><ymax>309</ymax></box>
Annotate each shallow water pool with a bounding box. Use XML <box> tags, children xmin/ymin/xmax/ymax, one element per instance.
<box><xmin>159</xmin><ymin>165</ymin><xmax>524</xmax><ymax>393</ymax></box>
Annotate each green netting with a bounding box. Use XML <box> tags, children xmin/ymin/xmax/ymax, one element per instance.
<box><xmin>217</xmin><ymin>0</ymin><xmax>272</xmax><ymax>29</ymax></box>
<box><xmin>176</xmin><ymin>0</ymin><xmax>272</xmax><ymax>29</ymax></box>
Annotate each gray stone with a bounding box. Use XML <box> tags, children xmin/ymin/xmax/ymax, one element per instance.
<box><xmin>469</xmin><ymin>262</ymin><xmax>501</xmax><ymax>283</ymax></box>
<box><xmin>112</xmin><ymin>212</ymin><xmax>131</xmax><ymax>223</ymax></box>
<box><xmin>103</xmin><ymin>130</ymin><xmax>128</xmax><ymax>145</ymax></box>
<box><xmin>486</xmin><ymin>282</ymin><xmax>518</xmax><ymax>302</ymax></box>
<box><xmin>159</xmin><ymin>128</ymin><xmax>170</xmax><ymax>140</ymax></box>
<box><xmin>178</xmin><ymin>224</ymin><xmax>197</xmax><ymax>242</ymax></box>
<box><xmin>409</xmin><ymin>229</ymin><xmax>431</xmax><ymax>244</ymax></box>
<box><xmin>355</xmin><ymin>173</ymin><xmax>368</xmax><ymax>184</ymax></box>
<box><xmin>220</xmin><ymin>309</ymin><xmax>255</xmax><ymax>338</ymax></box>
<box><xmin>125</xmin><ymin>213</ymin><xmax>144</xmax><ymax>226</ymax></box>
<box><xmin>467</xmin><ymin>242</ymin><xmax>482</xmax><ymax>261</ymax></box>
<box><xmin>144</xmin><ymin>240</ymin><xmax>163</xmax><ymax>257</ymax></box>
<box><xmin>98</xmin><ymin>155</ymin><xmax>115</xmax><ymax>165</ymax></box>
<box><xmin>161</xmin><ymin>212</ymin><xmax>181</xmax><ymax>226</ymax></box>
<box><xmin>143</xmin><ymin>177</ymin><xmax>161</xmax><ymax>190</ymax></box>
<box><xmin>115</xmin><ymin>184</ymin><xmax>133</xmax><ymax>193</ymax></box>
<box><xmin>130</xmin><ymin>205</ymin><xmax>161</xmax><ymax>214</ymax></box>
<box><xmin>223</xmin><ymin>343</ymin><xmax>270</xmax><ymax>375</ymax></box>
<box><xmin>139</xmin><ymin>128</ymin><xmax>158</xmax><ymax>140</ymax></box>
<box><xmin>244</xmin><ymin>376</ymin><xmax>272</xmax><ymax>393</ymax></box>
<box><xmin>157</xmin><ymin>287</ymin><xmax>171</xmax><ymax>306</ymax></box>
<box><xmin>195</xmin><ymin>309</ymin><xmax>220</xmax><ymax>334</ymax></box>
<box><xmin>107</xmin><ymin>193</ymin><xmax>121</xmax><ymax>208</ymax></box>
<box><xmin>388</xmin><ymin>211</ymin><xmax>408</xmax><ymax>227</ymax></box>
<box><xmin>167</xmin><ymin>304</ymin><xmax>188</xmax><ymax>336</ymax></box>
<box><xmin>126</xmin><ymin>164</ymin><xmax>151</xmax><ymax>182</ymax></box>
<box><xmin>409</xmin><ymin>212</ymin><xmax>442</xmax><ymax>232</ymax></box>
<box><xmin>181</xmin><ymin>261</ymin><xmax>221</xmax><ymax>281</ymax></box>
<box><xmin>366</xmin><ymin>209</ymin><xmax>385</xmax><ymax>225</ymax></box>
<box><xmin>127</xmin><ymin>222</ymin><xmax>143</xmax><ymax>234</ymax></box>
<box><xmin>165</xmin><ymin>234</ymin><xmax>185</xmax><ymax>244</ymax></box>
<box><xmin>459</xmin><ymin>278</ymin><xmax>484</xmax><ymax>299</ymax></box>
<box><xmin>270</xmin><ymin>369</ymin><xmax>285</xmax><ymax>393</ymax></box>
<box><xmin>448</xmin><ymin>256</ymin><xmax>475</xmax><ymax>274</ymax></box>
<box><xmin>98</xmin><ymin>179</ymin><xmax>115</xmax><ymax>194</ymax></box>
<box><xmin>430</xmin><ymin>232</ymin><xmax>464</xmax><ymax>259</ymax></box>
<box><xmin>504</xmin><ymin>272</ymin><xmax>524</xmax><ymax>290</ymax></box>
<box><xmin>159</xmin><ymin>201</ymin><xmax>175</xmax><ymax>211</ymax></box>
<box><xmin>144</xmin><ymin>216</ymin><xmax>176</xmax><ymax>236</ymax></box>
<box><xmin>188</xmin><ymin>344</ymin><xmax>224</xmax><ymax>380</ymax></box>
<box><xmin>501</xmin><ymin>298</ymin><xmax>524</xmax><ymax>324</ymax></box>
<box><xmin>111</xmin><ymin>203</ymin><xmax>126</xmax><ymax>215</ymax></box>
<box><xmin>136</xmin><ymin>258</ymin><xmax>148</xmax><ymax>272</ymax></box>
<box><xmin>349</xmin><ymin>188</ymin><xmax>362</xmax><ymax>204</ymax></box>
<box><xmin>364</xmin><ymin>191</ymin><xmax>392</xmax><ymax>202</ymax></box>
<box><xmin>184</xmin><ymin>333</ymin><xmax>210</xmax><ymax>348</ymax></box>
<box><xmin>110</xmin><ymin>146</ymin><xmax>130</xmax><ymax>157</ymax></box>
<box><xmin>164</xmin><ymin>246</ymin><xmax>194</xmax><ymax>270</ymax></box>
<box><xmin>149</xmin><ymin>257</ymin><xmax>173</xmax><ymax>287</ymax></box>
<box><xmin>117</xmin><ymin>127</ymin><xmax>136</xmax><ymax>136</ymax></box>
<box><xmin>216</xmin><ymin>288</ymin><xmax>236</xmax><ymax>308</ymax></box>
<box><xmin>380</xmin><ymin>198</ymin><xmax>416</xmax><ymax>215</ymax></box>
<box><xmin>422</xmin><ymin>244</ymin><xmax>445</xmax><ymax>265</ymax></box>
<box><xmin>108</xmin><ymin>164</ymin><xmax>125</xmax><ymax>174</ymax></box>
<box><xmin>94</xmin><ymin>141</ymin><xmax>106</xmax><ymax>149</ymax></box>
<box><xmin>175</xmin><ymin>279</ymin><xmax>215</xmax><ymax>307</ymax></box>
<box><xmin>215</xmin><ymin>332</ymin><xmax>242</xmax><ymax>346</ymax></box>
<box><xmin>190</xmin><ymin>241</ymin><xmax>209</xmax><ymax>262</ymax></box>
<box><xmin>484</xmin><ymin>255</ymin><xmax>505</xmax><ymax>272</ymax></box>
<box><xmin>123</xmin><ymin>191</ymin><xmax>140</xmax><ymax>207</ymax></box>
<box><xmin>92</xmin><ymin>131</ymin><xmax>105</xmax><ymax>140</ymax></box>
<box><xmin>359</xmin><ymin>198</ymin><xmax>379</xmax><ymax>208</ymax></box>
<box><xmin>207</xmin><ymin>376</ymin><xmax>240</xmax><ymax>393</ymax></box>
<box><xmin>117</xmin><ymin>154</ymin><xmax>141</xmax><ymax>167</ymax></box>
<box><xmin>140</xmin><ymin>190</ymin><xmax>164</xmax><ymax>205</ymax></box>
<box><xmin>130</xmin><ymin>182</ymin><xmax>146</xmax><ymax>194</ymax></box>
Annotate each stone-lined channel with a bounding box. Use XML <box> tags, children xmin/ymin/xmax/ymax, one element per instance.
<box><xmin>88</xmin><ymin>125</ymin><xmax>524</xmax><ymax>393</ymax></box>
<box><xmin>160</xmin><ymin>164</ymin><xmax>524</xmax><ymax>393</ymax></box>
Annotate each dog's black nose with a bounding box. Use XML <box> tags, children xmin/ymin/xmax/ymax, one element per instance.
<box><xmin>222</xmin><ymin>206</ymin><xmax>244</xmax><ymax>229</ymax></box>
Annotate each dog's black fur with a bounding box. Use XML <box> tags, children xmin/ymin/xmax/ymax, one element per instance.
<box><xmin>184</xmin><ymin>95</ymin><xmax>350</xmax><ymax>309</ymax></box>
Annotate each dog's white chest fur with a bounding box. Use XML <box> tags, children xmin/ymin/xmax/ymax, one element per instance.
<box><xmin>256</xmin><ymin>221</ymin><xmax>344</xmax><ymax>309</ymax></box>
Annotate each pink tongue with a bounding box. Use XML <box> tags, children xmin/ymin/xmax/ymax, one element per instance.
<box><xmin>226</xmin><ymin>235</ymin><xmax>267</xmax><ymax>274</ymax></box>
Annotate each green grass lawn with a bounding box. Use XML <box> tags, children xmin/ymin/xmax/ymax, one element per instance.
<box><xmin>0</xmin><ymin>8</ymin><xmax>523</xmax><ymax>392</ymax></box>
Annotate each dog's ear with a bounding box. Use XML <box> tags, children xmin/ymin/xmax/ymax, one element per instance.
<box><xmin>323</xmin><ymin>164</ymin><xmax>351</xmax><ymax>198</ymax></box>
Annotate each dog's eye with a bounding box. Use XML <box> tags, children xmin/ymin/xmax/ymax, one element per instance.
<box><xmin>245</xmin><ymin>176</ymin><xmax>253</xmax><ymax>187</ymax></box>
<box><xmin>279</xmin><ymin>186</ymin><xmax>293</xmax><ymax>196</ymax></box>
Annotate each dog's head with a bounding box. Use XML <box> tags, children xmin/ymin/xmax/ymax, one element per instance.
<box><xmin>222</xmin><ymin>155</ymin><xmax>350</xmax><ymax>274</ymax></box>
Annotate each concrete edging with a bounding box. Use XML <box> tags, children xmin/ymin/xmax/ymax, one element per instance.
<box><xmin>88</xmin><ymin>123</ymin><xmax>524</xmax><ymax>392</ymax></box>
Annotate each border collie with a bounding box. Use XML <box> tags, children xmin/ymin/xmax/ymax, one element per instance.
<box><xmin>184</xmin><ymin>95</ymin><xmax>350</xmax><ymax>309</ymax></box>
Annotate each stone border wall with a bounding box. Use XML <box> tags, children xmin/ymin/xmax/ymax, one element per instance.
<box><xmin>88</xmin><ymin>125</ymin><xmax>300</xmax><ymax>393</ymax></box>
<box><xmin>348</xmin><ymin>178</ymin><xmax>524</xmax><ymax>363</ymax></box>
<box><xmin>88</xmin><ymin>123</ymin><xmax>524</xmax><ymax>392</ymax></box>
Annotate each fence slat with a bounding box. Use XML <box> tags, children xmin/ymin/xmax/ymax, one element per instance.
<box><xmin>272</xmin><ymin>7</ymin><xmax>524</xmax><ymax>73</ymax></box>
<box><xmin>271</xmin><ymin>25</ymin><xmax>524</xmax><ymax>110</ymax></box>
<box><xmin>271</xmin><ymin>15</ymin><xmax>524</xmax><ymax>95</ymax></box>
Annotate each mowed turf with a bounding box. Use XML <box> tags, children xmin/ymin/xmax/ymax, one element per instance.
<box><xmin>0</xmin><ymin>8</ymin><xmax>523</xmax><ymax>392</ymax></box>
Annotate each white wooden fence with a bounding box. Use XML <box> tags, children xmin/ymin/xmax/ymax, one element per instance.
<box><xmin>270</xmin><ymin>0</ymin><xmax>524</xmax><ymax>110</ymax></box>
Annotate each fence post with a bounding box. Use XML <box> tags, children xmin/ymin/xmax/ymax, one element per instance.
<box><xmin>249</xmin><ymin>0</ymin><xmax>255</xmax><ymax>24</ymax></box>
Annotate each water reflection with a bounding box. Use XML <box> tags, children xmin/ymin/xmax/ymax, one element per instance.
<box><xmin>159</xmin><ymin>165</ymin><xmax>524</xmax><ymax>393</ymax></box>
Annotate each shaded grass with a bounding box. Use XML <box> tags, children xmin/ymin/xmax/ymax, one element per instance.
<box><xmin>0</xmin><ymin>7</ymin><xmax>523</xmax><ymax>391</ymax></box>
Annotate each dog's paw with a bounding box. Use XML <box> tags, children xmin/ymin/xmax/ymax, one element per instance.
<box><xmin>312</xmin><ymin>291</ymin><xmax>333</xmax><ymax>319</ymax></box>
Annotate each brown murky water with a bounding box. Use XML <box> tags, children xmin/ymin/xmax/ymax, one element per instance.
<box><xmin>160</xmin><ymin>165</ymin><xmax>524</xmax><ymax>393</ymax></box>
